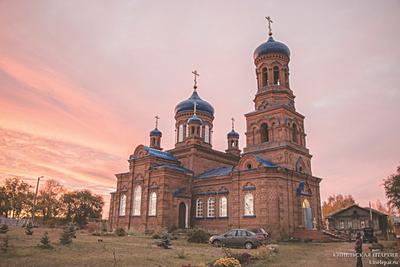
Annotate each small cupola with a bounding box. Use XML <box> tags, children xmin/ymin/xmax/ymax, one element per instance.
<box><xmin>187</xmin><ymin>102</ymin><xmax>202</xmax><ymax>137</ymax></box>
<box><xmin>149</xmin><ymin>115</ymin><xmax>162</xmax><ymax>150</ymax></box>
<box><xmin>226</xmin><ymin>118</ymin><xmax>240</xmax><ymax>156</ymax></box>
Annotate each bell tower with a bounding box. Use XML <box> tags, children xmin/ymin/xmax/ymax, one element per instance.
<box><xmin>243</xmin><ymin>18</ymin><xmax>312</xmax><ymax>175</ymax></box>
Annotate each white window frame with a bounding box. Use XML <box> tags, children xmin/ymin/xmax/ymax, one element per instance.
<box><xmin>119</xmin><ymin>194</ymin><xmax>126</xmax><ymax>216</ymax></box>
<box><xmin>178</xmin><ymin>125</ymin><xmax>184</xmax><ymax>142</ymax></box>
<box><xmin>244</xmin><ymin>192</ymin><xmax>254</xmax><ymax>216</ymax></box>
<box><xmin>132</xmin><ymin>185</ymin><xmax>142</xmax><ymax>216</ymax></box>
<box><xmin>207</xmin><ymin>197</ymin><xmax>215</xmax><ymax>217</ymax></box>
<box><xmin>148</xmin><ymin>192</ymin><xmax>157</xmax><ymax>216</ymax></box>
<box><xmin>219</xmin><ymin>196</ymin><xmax>228</xmax><ymax>217</ymax></box>
<box><xmin>196</xmin><ymin>199</ymin><xmax>203</xmax><ymax>218</ymax></box>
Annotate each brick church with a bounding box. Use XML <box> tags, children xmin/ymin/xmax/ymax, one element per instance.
<box><xmin>108</xmin><ymin>23</ymin><xmax>323</xmax><ymax>239</ymax></box>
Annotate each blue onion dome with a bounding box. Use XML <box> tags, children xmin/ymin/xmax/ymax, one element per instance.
<box><xmin>227</xmin><ymin>129</ymin><xmax>239</xmax><ymax>138</ymax></box>
<box><xmin>150</xmin><ymin>128</ymin><xmax>162</xmax><ymax>136</ymax></box>
<box><xmin>187</xmin><ymin>114</ymin><xmax>202</xmax><ymax>125</ymax></box>
<box><xmin>175</xmin><ymin>90</ymin><xmax>214</xmax><ymax>116</ymax></box>
<box><xmin>253</xmin><ymin>36</ymin><xmax>290</xmax><ymax>60</ymax></box>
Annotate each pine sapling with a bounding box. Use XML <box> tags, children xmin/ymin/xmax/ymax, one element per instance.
<box><xmin>25</xmin><ymin>222</ymin><xmax>33</xmax><ymax>235</ymax></box>
<box><xmin>39</xmin><ymin>231</ymin><xmax>53</xmax><ymax>249</ymax></box>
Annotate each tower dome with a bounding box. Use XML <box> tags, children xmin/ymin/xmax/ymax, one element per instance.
<box><xmin>187</xmin><ymin>114</ymin><xmax>202</xmax><ymax>125</ymax></box>
<box><xmin>253</xmin><ymin>36</ymin><xmax>290</xmax><ymax>60</ymax></box>
<box><xmin>150</xmin><ymin>128</ymin><xmax>162</xmax><ymax>136</ymax></box>
<box><xmin>227</xmin><ymin>129</ymin><xmax>239</xmax><ymax>138</ymax></box>
<box><xmin>175</xmin><ymin>90</ymin><xmax>214</xmax><ymax>116</ymax></box>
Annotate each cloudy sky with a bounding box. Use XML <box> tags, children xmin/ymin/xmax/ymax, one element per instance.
<box><xmin>0</xmin><ymin>0</ymin><xmax>399</xmax><ymax>216</ymax></box>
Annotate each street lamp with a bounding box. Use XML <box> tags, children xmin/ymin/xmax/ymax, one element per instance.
<box><xmin>31</xmin><ymin>176</ymin><xmax>43</xmax><ymax>225</ymax></box>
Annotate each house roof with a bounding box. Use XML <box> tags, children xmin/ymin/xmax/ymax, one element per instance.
<box><xmin>149</xmin><ymin>163</ymin><xmax>193</xmax><ymax>174</ymax></box>
<box><xmin>326</xmin><ymin>204</ymin><xmax>388</xmax><ymax>218</ymax></box>
<box><xmin>143</xmin><ymin>146</ymin><xmax>177</xmax><ymax>161</ymax></box>
<box><xmin>196</xmin><ymin>166</ymin><xmax>233</xmax><ymax>179</ymax></box>
<box><xmin>256</xmin><ymin>156</ymin><xmax>277</xmax><ymax>168</ymax></box>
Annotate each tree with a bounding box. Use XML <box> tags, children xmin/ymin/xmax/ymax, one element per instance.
<box><xmin>25</xmin><ymin>221</ymin><xmax>33</xmax><ymax>235</ymax></box>
<box><xmin>383</xmin><ymin>166</ymin><xmax>400</xmax><ymax>215</ymax></box>
<box><xmin>322</xmin><ymin>194</ymin><xmax>356</xmax><ymax>217</ymax></box>
<box><xmin>60</xmin><ymin>223</ymin><xmax>76</xmax><ymax>245</ymax></box>
<box><xmin>2</xmin><ymin>178</ymin><xmax>33</xmax><ymax>218</ymax></box>
<box><xmin>37</xmin><ymin>179</ymin><xmax>65</xmax><ymax>222</ymax></box>
<box><xmin>63</xmin><ymin>190</ymin><xmax>104</xmax><ymax>227</ymax></box>
<box><xmin>0</xmin><ymin>187</ymin><xmax>10</xmax><ymax>217</ymax></box>
<box><xmin>39</xmin><ymin>232</ymin><xmax>53</xmax><ymax>249</ymax></box>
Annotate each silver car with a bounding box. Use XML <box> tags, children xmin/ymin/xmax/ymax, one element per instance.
<box><xmin>209</xmin><ymin>229</ymin><xmax>264</xmax><ymax>249</ymax></box>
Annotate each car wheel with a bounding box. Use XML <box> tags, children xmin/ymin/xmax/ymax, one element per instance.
<box><xmin>212</xmin><ymin>240</ymin><xmax>222</xmax><ymax>247</ymax></box>
<box><xmin>244</xmin><ymin>242</ymin><xmax>253</xmax><ymax>249</ymax></box>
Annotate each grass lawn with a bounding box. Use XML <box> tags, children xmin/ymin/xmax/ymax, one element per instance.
<box><xmin>0</xmin><ymin>226</ymin><xmax>397</xmax><ymax>267</ymax></box>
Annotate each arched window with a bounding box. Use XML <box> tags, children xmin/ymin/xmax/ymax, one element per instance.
<box><xmin>196</xmin><ymin>199</ymin><xmax>203</xmax><ymax>218</ymax></box>
<box><xmin>204</xmin><ymin>125</ymin><xmax>210</xmax><ymax>143</ymax></box>
<box><xmin>252</xmin><ymin>127</ymin><xmax>256</xmax><ymax>144</ymax></box>
<box><xmin>119</xmin><ymin>194</ymin><xmax>126</xmax><ymax>216</ymax></box>
<box><xmin>148</xmin><ymin>192</ymin><xmax>157</xmax><ymax>216</ymax></box>
<box><xmin>273</xmin><ymin>66</ymin><xmax>280</xmax><ymax>85</ymax></box>
<box><xmin>262</xmin><ymin>67</ymin><xmax>268</xmax><ymax>86</ymax></box>
<box><xmin>292</xmin><ymin>123</ymin><xmax>298</xmax><ymax>143</ymax></box>
<box><xmin>185</xmin><ymin>124</ymin><xmax>189</xmax><ymax>137</ymax></box>
<box><xmin>219</xmin><ymin>196</ymin><xmax>228</xmax><ymax>217</ymax></box>
<box><xmin>260</xmin><ymin>123</ymin><xmax>269</xmax><ymax>142</ymax></box>
<box><xmin>132</xmin><ymin>186</ymin><xmax>142</xmax><ymax>216</ymax></box>
<box><xmin>207</xmin><ymin>197</ymin><xmax>215</xmax><ymax>217</ymax></box>
<box><xmin>244</xmin><ymin>192</ymin><xmax>254</xmax><ymax>216</ymax></box>
<box><xmin>178</xmin><ymin>124</ymin><xmax>184</xmax><ymax>142</ymax></box>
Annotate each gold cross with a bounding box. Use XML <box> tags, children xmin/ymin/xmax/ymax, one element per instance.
<box><xmin>231</xmin><ymin>118</ymin><xmax>235</xmax><ymax>130</ymax></box>
<box><xmin>192</xmin><ymin>70</ymin><xmax>199</xmax><ymax>89</ymax></box>
<box><xmin>155</xmin><ymin>115</ymin><xmax>159</xmax><ymax>128</ymax></box>
<box><xmin>266</xmin><ymin>16</ymin><xmax>273</xmax><ymax>36</ymax></box>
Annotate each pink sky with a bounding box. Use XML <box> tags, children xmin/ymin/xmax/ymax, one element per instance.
<box><xmin>0</xmin><ymin>1</ymin><xmax>399</xmax><ymax>216</ymax></box>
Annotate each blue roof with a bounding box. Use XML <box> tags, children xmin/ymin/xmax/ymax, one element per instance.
<box><xmin>254</xmin><ymin>36</ymin><xmax>290</xmax><ymax>59</ymax></box>
<box><xmin>143</xmin><ymin>146</ymin><xmax>177</xmax><ymax>161</ymax></box>
<box><xmin>256</xmin><ymin>156</ymin><xmax>277</xmax><ymax>168</ymax></box>
<box><xmin>227</xmin><ymin>129</ymin><xmax>239</xmax><ymax>138</ymax></box>
<box><xmin>150</xmin><ymin>163</ymin><xmax>193</xmax><ymax>174</ymax></box>
<box><xmin>175</xmin><ymin>90</ymin><xmax>214</xmax><ymax>116</ymax></box>
<box><xmin>150</xmin><ymin>128</ymin><xmax>162</xmax><ymax>136</ymax></box>
<box><xmin>197</xmin><ymin>166</ymin><xmax>233</xmax><ymax>179</ymax></box>
<box><xmin>187</xmin><ymin>114</ymin><xmax>203</xmax><ymax>124</ymax></box>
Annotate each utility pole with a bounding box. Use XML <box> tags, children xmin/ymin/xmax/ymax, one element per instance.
<box><xmin>31</xmin><ymin>176</ymin><xmax>43</xmax><ymax>225</ymax></box>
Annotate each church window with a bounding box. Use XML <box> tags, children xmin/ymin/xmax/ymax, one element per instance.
<box><xmin>246</xmin><ymin>163</ymin><xmax>252</xmax><ymax>170</ymax></box>
<box><xmin>273</xmin><ymin>66</ymin><xmax>280</xmax><ymax>85</ymax></box>
<box><xmin>196</xmin><ymin>199</ymin><xmax>203</xmax><ymax>217</ymax></box>
<box><xmin>262</xmin><ymin>67</ymin><xmax>268</xmax><ymax>86</ymax></box>
<box><xmin>260</xmin><ymin>123</ymin><xmax>269</xmax><ymax>142</ymax></box>
<box><xmin>207</xmin><ymin>197</ymin><xmax>215</xmax><ymax>217</ymax></box>
<box><xmin>292</xmin><ymin>123</ymin><xmax>298</xmax><ymax>143</ymax></box>
<box><xmin>119</xmin><ymin>194</ymin><xmax>126</xmax><ymax>216</ymax></box>
<box><xmin>204</xmin><ymin>125</ymin><xmax>210</xmax><ymax>143</ymax></box>
<box><xmin>199</xmin><ymin>125</ymin><xmax>202</xmax><ymax>137</ymax></box>
<box><xmin>132</xmin><ymin>185</ymin><xmax>142</xmax><ymax>216</ymax></box>
<box><xmin>252</xmin><ymin>127</ymin><xmax>256</xmax><ymax>144</ymax></box>
<box><xmin>178</xmin><ymin>124</ymin><xmax>184</xmax><ymax>142</ymax></box>
<box><xmin>148</xmin><ymin>192</ymin><xmax>157</xmax><ymax>216</ymax></box>
<box><xmin>219</xmin><ymin>196</ymin><xmax>227</xmax><ymax>217</ymax></box>
<box><xmin>244</xmin><ymin>193</ymin><xmax>254</xmax><ymax>216</ymax></box>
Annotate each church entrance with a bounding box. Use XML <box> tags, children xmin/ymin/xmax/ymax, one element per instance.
<box><xmin>302</xmin><ymin>199</ymin><xmax>312</xmax><ymax>230</ymax></box>
<box><xmin>178</xmin><ymin>202</ymin><xmax>187</xmax><ymax>229</ymax></box>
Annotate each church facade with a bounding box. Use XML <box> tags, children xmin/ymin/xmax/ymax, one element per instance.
<box><xmin>108</xmin><ymin>26</ymin><xmax>323</xmax><ymax>239</ymax></box>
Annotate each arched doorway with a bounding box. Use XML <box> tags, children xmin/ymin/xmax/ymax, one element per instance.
<box><xmin>302</xmin><ymin>199</ymin><xmax>312</xmax><ymax>230</ymax></box>
<box><xmin>178</xmin><ymin>202</ymin><xmax>187</xmax><ymax>229</ymax></box>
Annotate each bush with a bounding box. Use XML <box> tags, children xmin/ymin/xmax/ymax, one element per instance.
<box><xmin>0</xmin><ymin>224</ymin><xmax>8</xmax><ymax>234</ymax></box>
<box><xmin>116</xmin><ymin>227</ymin><xmax>126</xmax><ymax>236</ymax></box>
<box><xmin>152</xmin><ymin>233</ymin><xmax>161</xmax><ymax>239</ymax></box>
<box><xmin>39</xmin><ymin>232</ymin><xmax>53</xmax><ymax>249</ymax></box>
<box><xmin>213</xmin><ymin>257</ymin><xmax>241</xmax><ymax>267</ymax></box>
<box><xmin>223</xmin><ymin>248</ymin><xmax>251</xmax><ymax>265</ymax></box>
<box><xmin>187</xmin><ymin>229</ymin><xmax>211</xmax><ymax>243</ymax></box>
<box><xmin>25</xmin><ymin>222</ymin><xmax>33</xmax><ymax>235</ymax></box>
<box><xmin>60</xmin><ymin>223</ymin><xmax>76</xmax><ymax>245</ymax></box>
